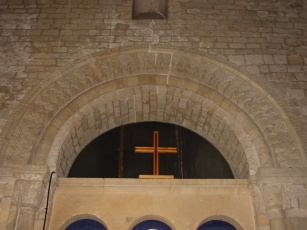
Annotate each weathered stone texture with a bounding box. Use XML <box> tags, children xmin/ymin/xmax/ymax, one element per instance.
<box><xmin>0</xmin><ymin>0</ymin><xmax>306</xmax><ymax>229</ymax></box>
<box><xmin>0</xmin><ymin>0</ymin><xmax>305</xmax><ymax>150</ymax></box>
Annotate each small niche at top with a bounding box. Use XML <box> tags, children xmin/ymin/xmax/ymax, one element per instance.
<box><xmin>133</xmin><ymin>0</ymin><xmax>168</xmax><ymax>20</ymax></box>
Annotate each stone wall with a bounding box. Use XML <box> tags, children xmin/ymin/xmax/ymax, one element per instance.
<box><xmin>0</xmin><ymin>0</ymin><xmax>306</xmax><ymax>229</ymax></box>
<box><xmin>0</xmin><ymin>0</ymin><xmax>306</xmax><ymax>146</ymax></box>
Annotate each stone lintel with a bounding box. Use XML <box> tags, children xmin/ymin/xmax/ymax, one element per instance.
<box><xmin>0</xmin><ymin>165</ymin><xmax>50</xmax><ymax>181</ymax></box>
<box><xmin>256</xmin><ymin>167</ymin><xmax>307</xmax><ymax>184</ymax></box>
<box><xmin>57</xmin><ymin>178</ymin><xmax>250</xmax><ymax>195</ymax></box>
<box><xmin>12</xmin><ymin>165</ymin><xmax>49</xmax><ymax>181</ymax></box>
<box><xmin>286</xmin><ymin>208</ymin><xmax>307</xmax><ymax>218</ymax></box>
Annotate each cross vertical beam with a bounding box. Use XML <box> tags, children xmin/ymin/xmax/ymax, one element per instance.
<box><xmin>153</xmin><ymin>131</ymin><xmax>159</xmax><ymax>175</ymax></box>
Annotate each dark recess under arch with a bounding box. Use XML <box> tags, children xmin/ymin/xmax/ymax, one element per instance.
<box><xmin>66</xmin><ymin>219</ymin><xmax>106</xmax><ymax>230</ymax></box>
<box><xmin>68</xmin><ymin>122</ymin><xmax>234</xmax><ymax>179</ymax></box>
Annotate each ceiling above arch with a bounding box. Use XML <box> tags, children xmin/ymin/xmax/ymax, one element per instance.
<box><xmin>1</xmin><ymin>46</ymin><xmax>305</xmax><ymax>177</ymax></box>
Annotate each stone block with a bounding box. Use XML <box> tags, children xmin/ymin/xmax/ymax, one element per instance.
<box><xmin>288</xmin><ymin>217</ymin><xmax>307</xmax><ymax>230</ymax></box>
<box><xmin>269</xmin><ymin>65</ymin><xmax>287</xmax><ymax>72</ymax></box>
<box><xmin>286</xmin><ymin>89</ymin><xmax>305</xmax><ymax>99</ymax></box>
<box><xmin>288</xmin><ymin>55</ymin><xmax>304</xmax><ymax>65</ymax></box>
<box><xmin>298</xmin><ymin>196</ymin><xmax>307</xmax><ymax>209</ymax></box>
<box><xmin>228</xmin><ymin>55</ymin><xmax>245</xmax><ymax>66</ymax></box>
<box><xmin>273</xmin><ymin>55</ymin><xmax>287</xmax><ymax>64</ymax></box>
<box><xmin>0</xmin><ymin>180</ymin><xmax>15</xmax><ymax>197</ymax></box>
<box><xmin>229</xmin><ymin>43</ymin><xmax>246</xmax><ymax>49</ymax></box>
<box><xmin>0</xmin><ymin>198</ymin><xmax>11</xmax><ymax>222</ymax></box>
<box><xmin>245</xmin><ymin>54</ymin><xmax>264</xmax><ymax>65</ymax></box>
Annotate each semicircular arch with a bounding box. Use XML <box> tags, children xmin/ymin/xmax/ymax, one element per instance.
<box><xmin>60</xmin><ymin>214</ymin><xmax>107</xmax><ymax>230</ymax></box>
<box><xmin>128</xmin><ymin>214</ymin><xmax>176</xmax><ymax>230</ymax></box>
<box><xmin>1</xmin><ymin>46</ymin><xmax>305</xmax><ymax>175</ymax></box>
<box><xmin>46</xmin><ymin>79</ymin><xmax>258</xmax><ymax>178</ymax></box>
<box><xmin>198</xmin><ymin>215</ymin><xmax>244</xmax><ymax>230</ymax></box>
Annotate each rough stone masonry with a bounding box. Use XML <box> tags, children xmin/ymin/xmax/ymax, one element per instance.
<box><xmin>0</xmin><ymin>0</ymin><xmax>306</xmax><ymax>229</ymax></box>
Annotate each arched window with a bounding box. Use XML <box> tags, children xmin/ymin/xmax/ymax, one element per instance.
<box><xmin>198</xmin><ymin>220</ymin><xmax>236</xmax><ymax>230</ymax></box>
<box><xmin>132</xmin><ymin>220</ymin><xmax>172</xmax><ymax>230</ymax></box>
<box><xmin>66</xmin><ymin>219</ymin><xmax>107</xmax><ymax>230</ymax></box>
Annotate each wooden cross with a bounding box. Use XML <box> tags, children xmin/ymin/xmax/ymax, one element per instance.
<box><xmin>135</xmin><ymin>131</ymin><xmax>177</xmax><ymax>179</ymax></box>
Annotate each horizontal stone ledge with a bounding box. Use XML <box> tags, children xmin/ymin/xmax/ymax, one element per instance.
<box><xmin>0</xmin><ymin>165</ymin><xmax>50</xmax><ymax>181</ymax></box>
<box><xmin>57</xmin><ymin>178</ymin><xmax>250</xmax><ymax>195</ymax></box>
<box><xmin>285</xmin><ymin>208</ymin><xmax>307</xmax><ymax>218</ymax></box>
<box><xmin>255</xmin><ymin>167</ymin><xmax>307</xmax><ymax>183</ymax></box>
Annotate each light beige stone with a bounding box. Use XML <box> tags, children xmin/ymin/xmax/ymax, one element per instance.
<box><xmin>49</xmin><ymin>179</ymin><xmax>255</xmax><ymax>230</ymax></box>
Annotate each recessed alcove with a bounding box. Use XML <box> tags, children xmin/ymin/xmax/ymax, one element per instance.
<box><xmin>68</xmin><ymin>122</ymin><xmax>234</xmax><ymax>179</ymax></box>
<box><xmin>52</xmin><ymin>122</ymin><xmax>248</xmax><ymax>229</ymax></box>
<box><xmin>133</xmin><ymin>0</ymin><xmax>168</xmax><ymax>20</ymax></box>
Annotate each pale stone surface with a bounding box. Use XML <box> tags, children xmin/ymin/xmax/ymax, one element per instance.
<box><xmin>49</xmin><ymin>178</ymin><xmax>255</xmax><ymax>230</ymax></box>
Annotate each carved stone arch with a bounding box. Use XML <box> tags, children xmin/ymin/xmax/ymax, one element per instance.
<box><xmin>46</xmin><ymin>81</ymin><xmax>257</xmax><ymax>178</ymax></box>
<box><xmin>1</xmin><ymin>46</ymin><xmax>305</xmax><ymax>176</ymax></box>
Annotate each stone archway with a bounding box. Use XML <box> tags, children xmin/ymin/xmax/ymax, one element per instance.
<box><xmin>48</xmin><ymin>82</ymin><xmax>254</xmax><ymax>178</ymax></box>
<box><xmin>1</xmin><ymin>46</ymin><xmax>305</xmax><ymax>172</ymax></box>
<box><xmin>1</xmin><ymin>46</ymin><xmax>306</xmax><ymax>230</ymax></box>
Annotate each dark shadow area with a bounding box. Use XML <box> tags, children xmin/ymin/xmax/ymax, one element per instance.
<box><xmin>68</xmin><ymin>122</ymin><xmax>234</xmax><ymax>179</ymax></box>
<box><xmin>198</xmin><ymin>220</ymin><xmax>237</xmax><ymax>230</ymax></box>
<box><xmin>66</xmin><ymin>219</ymin><xmax>106</xmax><ymax>230</ymax></box>
<box><xmin>132</xmin><ymin>220</ymin><xmax>171</xmax><ymax>230</ymax></box>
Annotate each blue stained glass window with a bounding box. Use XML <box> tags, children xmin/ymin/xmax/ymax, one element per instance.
<box><xmin>66</xmin><ymin>219</ymin><xmax>107</xmax><ymax>230</ymax></box>
<box><xmin>132</xmin><ymin>220</ymin><xmax>172</xmax><ymax>230</ymax></box>
<box><xmin>198</xmin><ymin>220</ymin><xmax>236</xmax><ymax>230</ymax></box>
